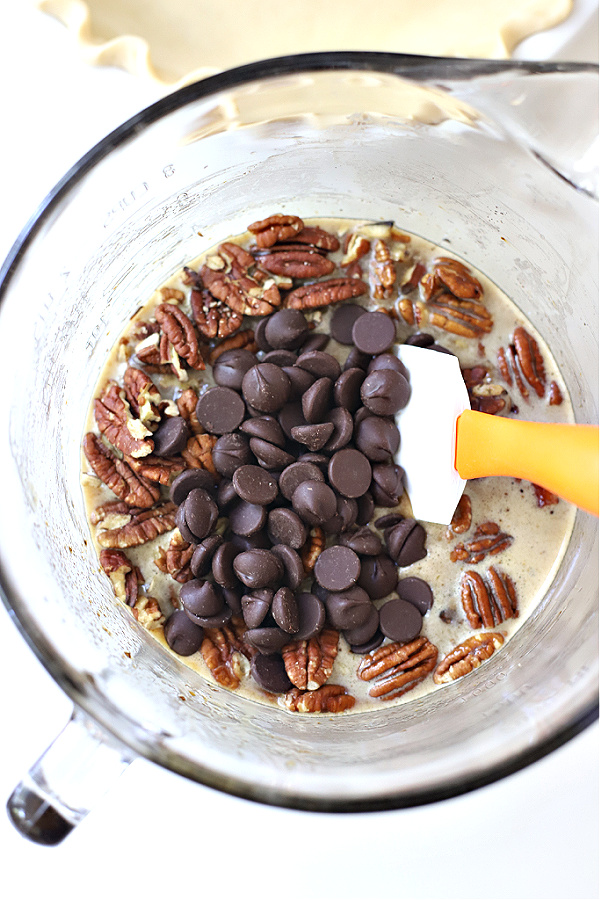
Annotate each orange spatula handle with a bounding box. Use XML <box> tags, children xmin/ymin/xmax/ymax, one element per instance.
<box><xmin>456</xmin><ymin>410</ymin><xmax>599</xmax><ymax>516</ymax></box>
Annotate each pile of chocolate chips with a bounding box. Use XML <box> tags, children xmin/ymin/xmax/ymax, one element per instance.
<box><xmin>162</xmin><ymin>305</ymin><xmax>431</xmax><ymax>694</ymax></box>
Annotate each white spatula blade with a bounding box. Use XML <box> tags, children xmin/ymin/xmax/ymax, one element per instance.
<box><xmin>394</xmin><ymin>344</ymin><xmax>470</xmax><ymax>525</ymax></box>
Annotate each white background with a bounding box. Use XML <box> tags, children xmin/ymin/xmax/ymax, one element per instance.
<box><xmin>0</xmin><ymin>3</ymin><xmax>598</xmax><ymax>898</ymax></box>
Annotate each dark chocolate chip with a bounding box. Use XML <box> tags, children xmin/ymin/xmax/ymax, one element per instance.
<box><xmin>367</xmin><ymin>352</ymin><xmax>409</xmax><ymax>378</ymax></box>
<box><xmin>352</xmin><ymin>311</ymin><xmax>396</xmax><ymax>355</ymax></box>
<box><xmin>211</xmin><ymin>541</ymin><xmax>240</xmax><ymax>589</ymax></box>
<box><xmin>222</xmin><ymin>585</ymin><xmax>243</xmax><ymax>614</ymax></box>
<box><xmin>213</xmin><ymin>348</ymin><xmax>257</xmax><ymax>390</ymax></box>
<box><xmin>325</xmin><ymin>586</ymin><xmax>372</xmax><ymax>629</ymax></box>
<box><xmin>356</xmin><ymin>491</ymin><xmax>375</xmax><ymax>526</ymax></box>
<box><xmin>354</xmin><ymin>415</ymin><xmax>400</xmax><ymax>462</ymax></box>
<box><xmin>251</xmin><ymin>654</ymin><xmax>293</xmax><ymax>692</ymax></box>
<box><xmin>404</xmin><ymin>332</ymin><xmax>434</xmax><ymax>348</ymax></box>
<box><xmin>240</xmin><ymin>415</ymin><xmax>286</xmax><ymax>447</ymax></box>
<box><xmin>195</xmin><ymin>386</ymin><xmax>246</xmax><ymax>434</ymax></box>
<box><xmin>302</xmin><ymin>377</ymin><xmax>333</xmax><ymax>423</ymax></box>
<box><xmin>164</xmin><ymin>610</ymin><xmax>204</xmax><ymax>656</ymax></box>
<box><xmin>249</xmin><ymin>437</ymin><xmax>295</xmax><ymax>470</ymax></box>
<box><xmin>279</xmin><ymin>461</ymin><xmax>324</xmax><ymax>501</ymax></box>
<box><xmin>254</xmin><ymin>317</ymin><xmax>273</xmax><ymax>352</ymax></box>
<box><xmin>300</xmin><ymin>332</ymin><xmax>330</xmax><ymax>353</ymax></box>
<box><xmin>333</xmin><ymin>368</ymin><xmax>364</xmax><ymax>412</ymax></box>
<box><xmin>181</xmin><ymin>579</ymin><xmax>224</xmax><ymax>620</ymax></box>
<box><xmin>175</xmin><ymin>504</ymin><xmax>199</xmax><ymax>544</ymax></box>
<box><xmin>242</xmin><ymin>363</ymin><xmax>290</xmax><ymax>414</ymax></box>
<box><xmin>264</xmin><ymin>308</ymin><xmax>310</xmax><ymax>350</ymax></box>
<box><xmin>295</xmin><ymin>350</ymin><xmax>341</xmax><ymax>382</ymax></box>
<box><xmin>296</xmin><ymin>452</ymin><xmax>329</xmax><ymax>470</ymax></box>
<box><xmin>182</xmin><ymin>488</ymin><xmax>219</xmax><ymax>540</ymax></box>
<box><xmin>294</xmin><ymin>592</ymin><xmax>326</xmax><ymax>640</ymax></box>
<box><xmin>341</xmin><ymin>526</ymin><xmax>383</xmax><ymax>556</ymax></box>
<box><xmin>170</xmin><ymin>468</ymin><xmax>217</xmax><ymax>506</ymax></box>
<box><xmin>232</xmin><ymin>465</ymin><xmax>278</xmax><ymax>505</ymax></box>
<box><xmin>361</xmin><ymin>368</ymin><xmax>410</xmax><ymax>416</ymax></box>
<box><xmin>272</xmin><ymin>587</ymin><xmax>299</xmax><ymax>633</ymax></box>
<box><xmin>291</xmin><ymin>422</ymin><xmax>335</xmax><ymax>451</ymax></box>
<box><xmin>212</xmin><ymin>432</ymin><xmax>252</xmax><ymax>478</ymax></box>
<box><xmin>278</xmin><ymin>401</ymin><xmax>307</xmax><ymax>439</ymax></box>
<box><xmin>233</xmin><ymin>549</ymin><xmax>284</xmax><ymax>589</ymax></box>
<box><xmin>379</xmin><ymin>597</ymin><xmax>422</xmax><ymax>642</ymax></box>
<box><xmin>330</xmin><ymin>303</ymin><xmax>367</xmax><ymax>344</ymax></box>
<box><xmin>385</xmin><ymin>519</ymin><xmax>427</xmax><ymax>567</ymax></box>
<box><xmin>267</xmin><ymin>507</ymin><xmax>307</xmax><ymax>549</ymax></box>
<box><xmin>323</xmin><ymin>407</ymin><xmax>353</xmax><ymax>451</ymax></box>
<box><xmin>396</xmin><ymin>576</ymin><xmax>433</xmax><ymax>615</ymax></box>
<box><xmin>217</xmin><ymin>478</ymin><xmax>238</xmax><ymax>510</ymax></box>
<box><xmin>328</xmin><ymin>447</ymin><xmax>372</xmax><ymax>498</ymax></box>
<box><xmin>152</xmin><ymin>416</ymin><xmax>190</xmax><ymax>457</ymax></box>
<box><xmin>314</xmin><ymin>545</ymin><xmax>361</xmax><ymax>592</ymax></box>
<box><xmin>242</xmin><ymin>589</ymin><xmax>273</xmax><ymax>628</ymax></box>
<box><xmin>262</xmin><ymin>349</ymin><xmax>298</xmax><ymax>367</ymax></box>
<box><xmin>292</xmin><ymin>480</ymin><xmax>337</xmax><ymax>525</ymax></box>
<box><xmin>344</xmin><ymin>346</ymin><xmax>371</xmax><ymax>371</ymax></box>
<box><xmin>190</xmin><ymin>533</ymin><xmax>224</xmax><ymax>578</ymax></box>
<box><xmin>344</xmin><ymin>604</ymin><xmax>381</xmax><ymax>647</ymax></box>
<box><xmin>229</xmin><ymin>530</ymin><xmax>271</xmax><ymax>551</ymax></box>
<box><xmin>270</xmin><ymin>544</ymin><xmax>305</xmax><ymax>590</ymax></box>
<box><xmin>374</xmin><ymin>513</ymin><xmax>404</xmax><ymax>530</ymax></box>
<box><xmin>334</xmin><ymin>495</ymin><xmax>358</xmax><ymax>532</ymax></box>
<box><xmin>282</xmin><ymin>365</ymin><xmax>316</xmax><ymax>400</ymax></box>
<box><xmin>228</xmin><ymin>499</ymin><xmax>268</xmax><ymax>536</ymax></box>
<box><xmin>358</xmin><ymin>554</ymin><xmax>398</xmax><ymax>600</ymax></box>
<box><xmin>245</xmin><ymin>626</ymin><xmax>289</xmax><ymax>654</ymax></box>
<box><xmin>348</xmin><ymin>628</ymin><xmax>384</xmax><ymax>655</ymax></box>
<box><xmin>370</xmin><ymin>463</ymin><xmax>405</xmax><ymax>507</ymax></box>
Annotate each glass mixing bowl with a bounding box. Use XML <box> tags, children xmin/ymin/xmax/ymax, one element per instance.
<box><xmin>0</xmin><ymin>53</ymin><xmax>597</xmax><ymax>844</ymax></box>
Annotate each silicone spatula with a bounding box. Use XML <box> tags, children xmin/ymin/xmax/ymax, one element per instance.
<box><xmin>394</xmin><ymin>344</ymin><xmax>599</xmax><ymax>525</ymax></box>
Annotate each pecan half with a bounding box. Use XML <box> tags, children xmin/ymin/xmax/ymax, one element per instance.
<box><xmin>357</xmin><ymin>636</ymin><xmax>438</xmax><ymax>700</ymax></box>
<box><xmin>83</xmin><ymin>433</ymin><xmax>160</xmax><ymax>508</ymax></box>
<box><xmin>208</xmin><ymin>329</ymin><xmax>258</xmax><ymax>365</ymax></box>
<box><xmin>201</xmin><ymin>264</ymin><xmax>281</xmax><ymax>317</ymax></box>
<box><xmin>176</xmin><ymin>388</ymin><xmax>204</xmax><ymax>435</ymax></box>
<box><xmin>450</xmin><ymin>522</ymin><xmax>513</xmax><ymax>564</ymax></box>
<box><xmin>99</xmin><ymin>548</ymin><xmax>141</xmax><ymax>607</ymax></box>
<box><xmin>301</xmin><ymin>526</ymin><xmax>325</xmax><ymax>574</ymax></box>
<box><xmin>201</xmin><ymin>616</ymin><xmax>252</xmax><ymax>689</ymax></box>
<box><xmin>154</xmin><ymin>531</ymin><xmax>195</xmax><ymax>583</ymax></box>
<box><xmin>283</xmin><ymin>684</ymin><xmax>355</xmax><ymax>713</ymax></box>
<box><xmin>282</xmin><ymin>628</ymin><xmax>339</xmax><ymax>690</ymax></box>
<box><xmin>285</xmin><ymin>277</ymin><xmax>367</xmax><ymax>310</ymax></box>
<box><xmin>126</xmin><ymin>453</ymin><xmax>185</xmax><ymax>485</ymax></box>
<box><xmin>190</xmin><ymin>287</ymin><xmax>244</xmax><ymax>340</ymax></box>
<box><xmin>460</xmin><ymin>567</ymin><xmax>518</xmax><ymax>629</ymax></box>
<box><xmin>155</xmin><ymin>303</ymin><xmax>205</xmax><ymax>371</ymax></box>
<box><xmin>181</xmin><ymin>433</ymin><xmax>219</xmax><ymax>475</ymax></box>
<box><xmin>94</xmin><ymin>382</ymin><xmax>154</xmax><ymax>459</ymax></box>
<box><xmin>402</xmin><ymin>296</ymin><xmax>493</xmax><ymax>339</ymax></box>
<box><xmin>431</xmin><ymin>257</ymin><xmax>483</xmax><ymax>300</ymax></box>
<box><xmin>248</xmin><ymin>214</ymin><xmax>304</xmax><ymax>248</ymax></box>
<box><xmin>96</xmin><ymin>501</ymin><xmax>177</xmax><ymax>549</ymax></box>
<box><xmin>369</xmin><ymin>239</ymin><xmax>396</xmax><ymax>300</ymax></box>
<box><xmin>497</xmin><ymin>326</ymin><xmax>546</xmax><ymax>400</ymax></box>
<box><xmin>122</xmin><ymin>366</ymin><xmax>162</xmax><ymax>425</ymax></box>
<box><xmin>433</xmin><ymin>632</ymin><xmax>504</xmax><ymax>684</ymax></box>
<box><xmin>548</xmin><ymin>381</ymin><xmax>563</xmax><ymax>406</ymax></box>
<box><xmin>259</xmin><ymin>249</ymin><xmax>335</xmax><ymax>279</ymax></box>
<box><xmin>291</xmin><ymin>226</ymin><xmax>340</xmax><ymax>252</ymax></box>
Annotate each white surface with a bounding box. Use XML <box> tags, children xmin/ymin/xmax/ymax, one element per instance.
<box><xmin>0</xmin><ymin>3</ymin><xmax>598</xmax><ymax>898</ymax></box>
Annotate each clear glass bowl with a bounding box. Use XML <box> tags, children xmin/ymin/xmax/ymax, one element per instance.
<box><xmin>0</xmin><ymin>53</ymin><xmax>597</xmax><ymax>843</ymax></box>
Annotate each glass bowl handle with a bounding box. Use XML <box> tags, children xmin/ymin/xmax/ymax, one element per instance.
<box><xmin>6</xmin><ymin>709</ymin><xmax>133</xmax><ymax>845</ymax></box>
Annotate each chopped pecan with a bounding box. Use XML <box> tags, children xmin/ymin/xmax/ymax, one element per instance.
<box><xmin>460</xmin><ymin>567</ymin><xmax>518</xmax><ymax>629</ymax></box>
<box><xmin>94</xmin><ymin>382</ymin><xmax>154</xmax><ymax>458</ymax></box>
<box><xmin>201</xmin><ymin>264</ymin><xmax>281</xmax><ymax>317</ymax></box>
<box><xmin>548</xmin><ymin>381</ymin><xmax>563</xmax><ymax>406</ymax></box>
<box><xmin>83</xmin><ymin>433</ymin><xmax>160</xmax><ymax>508</ymax></box>
<box><xmin>154</xmin><ymin>531</ymin><xmax>195</xmax><ymax>583</ymax></box>
<box><xmin>498</xmin><ymin>326</ymin><xmax>546</xmax><ymax>399</ymax></box>
<box><xmin>99</xmin><ymin>548</ymin><xmax>141</xmax><ymax>607</ymax></box>
<box><xmin>446</xmin><ymin>493</ymin><xmax>472</xmax><ymax>537</ymax></box>
<box><xmin>341</xmin><ymin>232</ymin><xmax>371</xmax><ymax>267</ymax></box>
<box><xmin>433</xmin><ymin>632</ymin><xmax>504</xmax><ymax>684</ymax></box>
<box><xmin>258</xmin><ymin>249</ymin><xmax>335</xmax><ymax>279</ymax></box>
<box><xmin>133</xmin><ymin>331</ymin><xmax>166</xmax><ymax>370</ymax></box>
<box><xmin>201</xmin><ymin>616</ymin><xmax>252</xmax><ymax>689</ymax></box>
<box><xmin>181</xmin><ymin>433</ymin><xmax>219</xmax><ymax>475</ymax></box>
<box><xmin>532</xmin><ymin>484</ymin><xmax>560</xmax><ymax>507</ymax></box>
<box><xmin>155</xmin><ymin>303</ymin><xmax>205</xmax><ymax>371</ymax></box>
<box><xmin>122</xmin><ymin>366</ymin><xmax>162</xmax><ymax>425</ymax></box>
<box><xmin>450</xmin><ymin>521</ymin><xmax>513</xmax><ymax>564</ymax></box>
<box><xmin>462</xmin><ymin>365</ymin><xmax>507</xmax><ymax>415</ymax></box>
<box><xmin>357</xmin><ymin>636</ymin><xmax>438</xmax><ymax>700</ymax></box>
<box><xmin>369</xmin><ymin>240</ymin><xmax>396</xmax><ymax>300</ymax></box>
<box><xmin>208</xmin><ymin>329</ymin><xmax>258</xmax><ymax>365</ymax></box>
<box><xmin>96</xmin><ymin>501</ymin><xmax>177</xmax><ymax>549</ymax></box>
<box><xmin>301</xmin><ymin>526</ymin><xmax>325</xmax><ymax>574</ymax></box>
<box><xmin>248</xmin><ymin>214</ymin><xmax>304</xmax><ymax>248</ymax></box>
<box><xmin>283</xmin><ymin>684</ymin><xmax>355</xmax><ymax>713</ymax></box>
<box><xmin>285</xmin><ymin>277</ymin><xmax>368</xmax><ymax>310</ymax></box>
<box><xmin>190</xmin><ymin>287</ymin><xmax>244</xmax><ymax>340</ymax></box>
<box><xmin>219</xmin><ymin>241</ymin><xmax>256</xmax><ymax>273</ymax></box>
<box><xmin>282</xmin><ymin>628</ymin><xmax>339</xmax><ymax>690</ymax></box>
<box><xmin>176</xmin><ymin>388</ymin><xmax>204</xmax><ymax>435</ymax></box>
<box><xmin>399</xmin><ymin>261</ymin><xmax>426</xmax><ymax>295</ymax></box>
<box><xmin>126</xmin><ymin>453</ymin><xmax>185</xmax><ymax>485</ymax></box>
<box><xmin>132</xmin><ymin>596</ymin><xmax>165</xmax><ymax>630</ymax></box>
